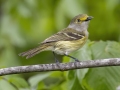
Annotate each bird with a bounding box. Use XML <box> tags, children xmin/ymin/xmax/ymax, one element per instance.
<box><xmin>19</xmin><ymin>14</ymin><xmax>93</xmax><ymax>63</ymax></box>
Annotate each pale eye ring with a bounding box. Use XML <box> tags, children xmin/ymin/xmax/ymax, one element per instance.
<box><xmin>77</xmin><ymin>19</ymin><xmax>80</xmax><ymax>22</ymax></box>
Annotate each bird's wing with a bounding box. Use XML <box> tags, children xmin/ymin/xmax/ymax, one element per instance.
<box><xmin>41</xmin><ymin>28</ymin><xmax>85</xmax><ymax>44</ymax></box>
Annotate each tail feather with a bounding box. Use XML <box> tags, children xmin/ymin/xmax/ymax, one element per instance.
<box><xmin>19</xmin><ymin>44</ymin><xmax>50</xmax><ymax>59</ymax></box>
<box><xmin>26</xmin><ymin>49</ymin><xmax>41</xmax><ymax>59</ymax></box>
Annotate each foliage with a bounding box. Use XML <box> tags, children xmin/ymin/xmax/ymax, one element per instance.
<box><xmin>0</xmin><ymin>0</ymin><xmax>120</xmax><ymax>90</ymax></box>
<box><xmin>1</xmin><ymin>41</ymin><xmax>120</xmax><ymax>90</ymax></box>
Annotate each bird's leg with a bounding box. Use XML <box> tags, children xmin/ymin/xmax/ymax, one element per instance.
<box><xmin>53</xmin><ymin>52</ymin><xmax>60</xmax><ymax>63</ymax></box>
<box><xmin>53</xmin><ymin>52</ymin><xmax>65</xmax><ymax>71</ymax></box>
<box><xmin>65</xmin><ymin>54</ymin><xmax>79</xmax><ymax>62</ymax></box>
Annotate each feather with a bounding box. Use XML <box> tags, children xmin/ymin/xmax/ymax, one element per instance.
<box><xmin>41</xmin><ymin>28</ymin><xmax>85</xmax><ymax>44</ymax></box>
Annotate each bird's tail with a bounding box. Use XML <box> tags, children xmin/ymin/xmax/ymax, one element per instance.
<box><xmin>19</xmin><ymin>44</ymin><xmax>52</xmax><ymax>59</ymax></box>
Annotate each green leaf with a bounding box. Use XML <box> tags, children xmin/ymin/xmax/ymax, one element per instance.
<box><xmin>82</xmin><ymin>41</ymin><xmax>120</xmax><ymax>90</ymax></box>
<box><xmin>28</xmin><ymin>72</ymin><xmax>51</xmax><ymax>87</ymax></box>
<box><xmin>67</xmin><ymin>41</ymin><xmax>120</xmax><ymax>90</ymax></box>
<box><xmin>90</xmin><ymin>41</ymin><xmax>120</xmax><ymax>59</ymax></box>
<box><xmin>0</xmin><ymin>79</ymin><xmax>16</xmax><ymax>90</ymax></box>
<box><xmin>9</xmin><ymin>77</ymin><xmax>29</xmax><ymax>89</ymax></box>
<box><xmin>37</xmin><ymin>82</ymin><xmax>46</xmax><ymax>90</ymax></box>
<box><xmin>69</xmin><ymin>76</ymin><xmax>84</xmax><ymax>90</ymax></box>
<box><xmin>83</xmin><ymin>67</ymin><xmax>120</xmax><ymax>90</ymax></box>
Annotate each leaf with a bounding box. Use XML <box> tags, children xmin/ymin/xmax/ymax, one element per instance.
<box><xmin>82</xmin><ymin>41</ymin><xmax>120</xmax><ymax>90</ymax></box>
<box><xmin>37</xmin><ymin>82</ymin><xmax>46</xmax><ymax>90</ymax></box>
<box><xmin>105</xmin><ymin>41</ymin><xmax>120</xmax><ymax>57</ymax></box>
<box><xmin>69</xmin><ymin>76</ymin><xmax>84</xmax><ymax>90</ymax></box>
<box><xmin>28</xmin><ymin>72</ymin><xmax>51</xmax><ymax>87</ymax></box>
<box><xmin>83</xmin><ymin>67</ymin><xmax>120</xmax><ymax>90</ymax></box>
<box><xmin>90</xmin><ymin>41</ymin><xmax>120</xmax><ymax>59</ymax></box>
<box><xmin>0</xmin><ymin>79</ymin><xmax>16</xmax><ymax>90</ymax></box>
<box><xmin>8</xmin><ymin>77</ymin><xmax>29</xmax><ymax>90</ymax></box>
<box><xmin>66</xmin><ymin>41</ymin><xmax>120</xmax><ymax>90</ymax></box>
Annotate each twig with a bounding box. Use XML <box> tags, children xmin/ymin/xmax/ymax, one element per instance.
<box><xmin>0</xmin><ymin>58</ymin><xmax>120</xmax><ymax>76</ymax></box>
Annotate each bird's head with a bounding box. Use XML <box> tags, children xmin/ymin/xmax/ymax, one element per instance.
<box><xmin>68</xmin><ymin>14</ymin><xmax>93</xmax><ymax>31</ymax></box>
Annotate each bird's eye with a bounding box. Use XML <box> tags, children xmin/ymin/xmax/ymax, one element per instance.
<box><xmin>77</xmin><ymin>19</ymin><xmax>80</xmax><ymax>22</ymax></box>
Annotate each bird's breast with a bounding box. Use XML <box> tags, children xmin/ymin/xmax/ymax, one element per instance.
<box><xmin>53</xmin><ymin>36</ymin><xmax>87</xmax><ymax>55</ymax></box>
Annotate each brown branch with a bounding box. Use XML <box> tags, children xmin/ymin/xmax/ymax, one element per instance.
<box><xmin>0</xmin><ymin>58</ymin><xmax>120</xmax><ymax>76</ymax></box>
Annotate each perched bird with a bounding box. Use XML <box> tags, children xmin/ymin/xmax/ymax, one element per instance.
<box><xmin>19</xmin><ymin>14</ymin><xmax>93</xmax><ymax>63</ymax></box>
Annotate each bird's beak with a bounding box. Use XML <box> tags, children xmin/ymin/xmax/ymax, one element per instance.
<box><xmin>86</xmin><ymin>16</ymin><xmax>93</xmax><ymax>21</ymax></box>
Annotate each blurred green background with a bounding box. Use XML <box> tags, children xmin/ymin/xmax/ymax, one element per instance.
<box><xmin>0</xmin><ymin>0</ymin><xmax>120</xmax><ymax>90</ymax></box>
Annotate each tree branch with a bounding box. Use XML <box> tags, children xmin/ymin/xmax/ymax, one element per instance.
<box><xmin>0</xmin><ymin>58</ymin><xmax>120</xmax><ymax>76</ymax></box>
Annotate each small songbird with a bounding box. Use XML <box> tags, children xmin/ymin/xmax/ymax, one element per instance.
<box><xmin>19</xmin><ymin>14</ymin><xmax>93</xmax><ymax>63</ymax></box>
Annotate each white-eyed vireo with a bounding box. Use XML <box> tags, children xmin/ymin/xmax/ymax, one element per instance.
<box><xmin>19</xmin><ymin>14</ymin><xmax>93</xmax><ymax>62</ymax></box>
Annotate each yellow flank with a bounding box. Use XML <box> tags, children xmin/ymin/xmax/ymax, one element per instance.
<box><xmin>54</xmin><ymin>36</ymin><xmax>87</xmax><ymax>55</ymax></box>
<box><xmin>80</xmin><ymin>14</ymin><xmax>88</xmax><ymax>21</ymax></box>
